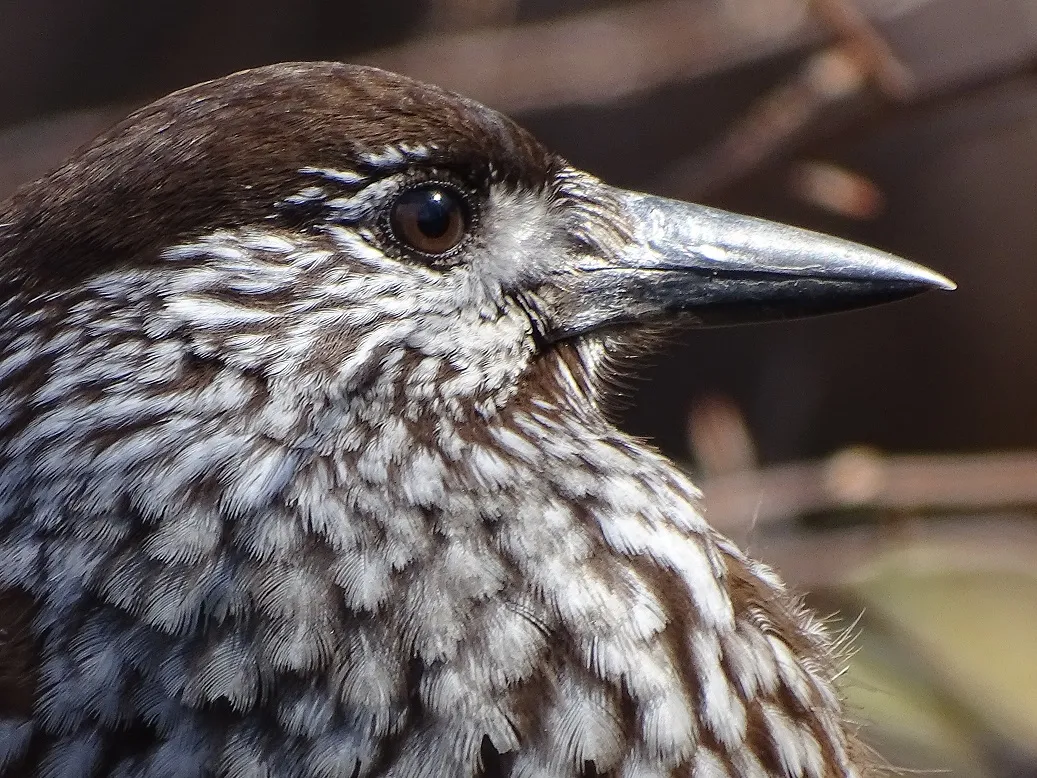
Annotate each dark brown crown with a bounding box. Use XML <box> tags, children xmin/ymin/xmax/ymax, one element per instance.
<box><xmin>0</xmin><ymin>62</ymin><xmax>557</xmax><ymax>294</ymax></box>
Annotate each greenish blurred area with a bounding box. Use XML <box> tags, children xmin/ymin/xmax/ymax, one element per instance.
<box><xmin>814</xmin><ymin>536</ymin><xmax>1037</xmax><ymax>776</ymax></box>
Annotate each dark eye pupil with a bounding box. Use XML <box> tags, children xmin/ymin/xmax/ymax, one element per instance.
<box><xmin>412</xmin><ymin>190</ymin><xmax>452</xmax><ymax>237</ymax></box>
<box><xmin>390</xmin><ymin>185</ymin><xmax>468</xmax><ymax>257</ymax></box>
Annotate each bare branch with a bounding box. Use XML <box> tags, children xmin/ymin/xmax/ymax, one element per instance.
<box><xmin>359</xmin><ymin>0</ymin><xmax>1037</xmax><ymax>114</ymax></box>
<box><xmin>361</xmin><ymin>0</ymin><xmax>821</xmax><ymax>113</ymax></box>
<box><xmin>701</xmin><ymin>448</ymin><xmax>1037</xmax><ymax>534</ymax></box>
<box><xmin>751</xmin><ymin>514</ymin><xmax>1037</xmax><ymax>589</ymax></box>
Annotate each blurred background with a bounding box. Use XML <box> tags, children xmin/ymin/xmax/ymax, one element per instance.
<box><xmin>1</xmin><ymin>0</ymin><xmax>1035</xmax><ymax>774</ymax></box>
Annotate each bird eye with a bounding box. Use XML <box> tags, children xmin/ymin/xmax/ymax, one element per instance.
<box><xmin>389</xmin><ymin>184</ymin><xmax>469</xmax><ymax>257</ymax></box>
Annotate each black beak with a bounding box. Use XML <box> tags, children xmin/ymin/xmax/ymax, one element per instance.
<box><xmin>543</xmin><ymin>189</ymin><xmax>955</xmax><ymax>340</ymax></box>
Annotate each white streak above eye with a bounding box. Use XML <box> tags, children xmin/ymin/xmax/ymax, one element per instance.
<box><xmin>299</xmin><ymin>166</ymin><xmax>366</xmax><ymax>186</ymax></box>
<box><xmin>359</xmin><ymin>147</ymin><xmax>406</xmax><ymax>167</ymax></box>
<box><xmin>281</xmin><ymin>186</ymin><xmax>328</xmax><ymax>207</ymax></box>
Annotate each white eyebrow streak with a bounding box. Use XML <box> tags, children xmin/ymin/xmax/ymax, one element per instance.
<box><xmin>323</xmin><ymin>178</ymin><xmax>400</xmax><ymax>223</ymax></box>
<box><xmin>281</xmin><ymin>186</ymin><xmax>328</xmax><ymax>207</ymax></box>
<box><xmin>360</xmin><ymin>144</ymin><xmax>433</xmax><ymax>169</ymax></box>
<box><xmin>299</xmin><ymin>167</ymin><xmax>367</xmax><ymax>186</ymax></box>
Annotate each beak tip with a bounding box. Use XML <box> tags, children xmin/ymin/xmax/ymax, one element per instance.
<box><xmin>900</xmin><ymin>263</ymin><xmax>956</xmax><ymax>293</ymax></box>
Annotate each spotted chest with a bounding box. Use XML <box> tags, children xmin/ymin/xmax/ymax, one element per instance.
<box><xmin>0</xmin><ymin>334</ymin><xmax>860</xmax><ymax>777</ymax></box>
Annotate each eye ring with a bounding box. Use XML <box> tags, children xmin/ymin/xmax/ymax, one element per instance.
<box><xmin>388</xmin><ymin>183</ymin><xmax>472</xmax><ymax>258</ymax></box>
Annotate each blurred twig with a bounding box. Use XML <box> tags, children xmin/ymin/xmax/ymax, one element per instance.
<box><xmin>655</xmin><ymin>0</ymin><xmax>916</xmax><ymax>197</ymax></box>
<box><xmin>364</xmin><ymin>0</ymin><xmax>820</xmax><ymax>113</ymax></box>
<box><xmin>750</xmin><ymin>513</ymin><xmax>1037</xmax><ymax>589</ymax></box>
<box><xmin>811</xmin><ymin>0</ymin><xmax>915</xmax><ymax>100</ymax></box>
<box><xmin>361</xmin><ymin>0</ymin><xmax>1037</xmax><ymax>115</ymax></box>
<box><xmin>648</xmin><ymin>0</ymin><xmax>1037</xmax><ymax>197</ymax></box>
<box><xmin>421</xmin><ymin>0</ymin><xmax>520</xmax><ymax>33</ymax></box>
<box><xmin>701</xmin><ymin>448</ymin><xmax>1037</xmax><ymax>532</ymax></box>
<box><xmin>788</xmin><ymin>159</ymin><xmax>885</xmax><ymax>218</ymax></box>
<box><xmin>686</xmin><ymin>393</ymin><xmax>758</xmax><ymax>476</ymax></box>
<box><xmin>652</xmin><ymin>43</ymin><xmax>872</xmax><ymax>197</ymax></box>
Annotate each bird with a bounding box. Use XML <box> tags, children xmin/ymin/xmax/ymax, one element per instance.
<box><xmin>0</xmin><ymin>62</ymin><xmax>952</xmax><ymax>778</ymax></box>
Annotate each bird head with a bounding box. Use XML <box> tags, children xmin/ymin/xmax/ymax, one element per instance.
<box><xmin>0</xmin><ymin>62</ymin><xmax>952</xmax><ymax>438</ymax></box>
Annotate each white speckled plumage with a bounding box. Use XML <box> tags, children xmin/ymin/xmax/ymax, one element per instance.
<box><xmin>0</xmin><ymin>62</ymin><xmax>909</xmax><ymax>778</ymax></box>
